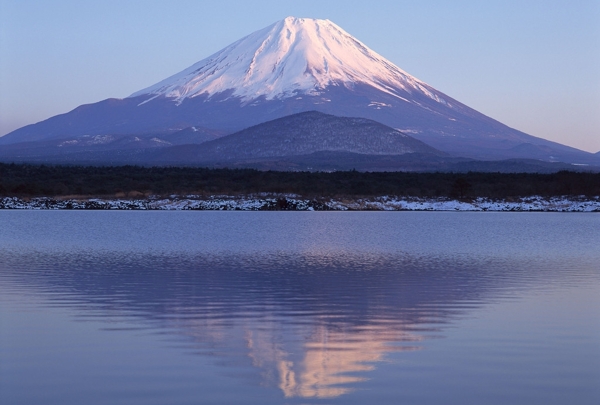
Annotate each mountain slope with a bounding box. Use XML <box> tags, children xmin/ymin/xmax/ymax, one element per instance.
<box><xmin>130</xmin><ymin>17</ymin><xmax>448</xmax><ymax>106</ymax></box>
<box><xmin>1</xmin><ymin>17</ymin><xmax>597</xmax><ymax>165</ymax></box>
<box><xmin>4</xmin><ymin>111</ymin><xmax>595</xmax><ymax>174</ymax></box>
<box><xmin>151</xmin><ymin>111</ymin><xmax>444</xmax><ymax>163</ymax></box>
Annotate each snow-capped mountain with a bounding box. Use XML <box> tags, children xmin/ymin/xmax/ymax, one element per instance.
<box><xmin>1</xmin><ymin>17</ymin><xmax>598</xmax><ymax>166</ymax></box>
<box><xmin>131</xmin><ymin>17</ymin><xmax>446</xmax><ymax>106</ymax></box>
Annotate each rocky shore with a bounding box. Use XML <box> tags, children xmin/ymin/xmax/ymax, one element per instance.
<box><xmin>1</xmin><ymin>195</ymin><xmax>599</xmax><ymax>212</ymax></box>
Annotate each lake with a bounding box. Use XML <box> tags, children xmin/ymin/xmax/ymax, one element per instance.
<box><xmin>1</xmin><ymin>211</ymin><xmax>599</xmax><ymax>404</ymax></box>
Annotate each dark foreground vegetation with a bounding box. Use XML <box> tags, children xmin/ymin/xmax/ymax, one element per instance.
<box><xmin>1</xmin><ymin>163</ymin><xmax>599</xmax><ymax>198</ymax></box>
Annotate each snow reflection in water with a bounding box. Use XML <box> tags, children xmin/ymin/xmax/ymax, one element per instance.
<box><xmin>1</xmin><ymin>211</ymin><xmax>599</xmax><ymax>404</ymax></box>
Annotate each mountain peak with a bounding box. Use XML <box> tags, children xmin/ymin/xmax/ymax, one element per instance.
<box><xmin>6</xmin><ymin>17</ymin><xmax>595</xmax><ymax>166</ymax></box>
<box><xmin>130</xmin><ymin>17</ymin><xmax>448</xmax><ymax>106</ymax></box>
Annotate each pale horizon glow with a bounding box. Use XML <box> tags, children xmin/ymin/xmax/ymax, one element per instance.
<box><xmin>1</xmin><ymin>0</ymin><xmax>599</xmax><ymax>152</ymax></box>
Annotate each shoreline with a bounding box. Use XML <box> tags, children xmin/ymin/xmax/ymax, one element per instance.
<box><xmin>1</xmin><ymin>195</ymin><xmax>599</xmax><ymax>212</ymax></box>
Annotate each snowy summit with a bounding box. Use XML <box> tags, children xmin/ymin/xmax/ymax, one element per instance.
<box><xmin>4</xmin><ymin>16</ymin><xmax>598</xmax><ymax>166</ymax></box>
<box><xmin>131</xmin><ymin>17</ymin><xmax>447</xmax><ymax>105</ymax></box>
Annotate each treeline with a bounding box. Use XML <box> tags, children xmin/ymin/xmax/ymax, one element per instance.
<box><xmin>0</xmin><ymin>163</ymin><xmax>599</xmax><ymax>198</ymax></box>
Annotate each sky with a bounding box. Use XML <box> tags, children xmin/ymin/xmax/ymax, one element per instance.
<box><xmin>1</xmin><ymin>0</ymin><xmax>599</xmax><ymax>152</ymax></box>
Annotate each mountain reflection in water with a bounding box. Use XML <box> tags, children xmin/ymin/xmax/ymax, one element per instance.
<box><xmin>1</xmin><ymin>249</ymin><xmax>570</xmax><ymax>399</ymax></box>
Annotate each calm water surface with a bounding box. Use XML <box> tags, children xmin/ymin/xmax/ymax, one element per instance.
<box><xmin>1</xmin><ymin>211</ymin><xmax>599</xmax><ymax>405</ymax></box>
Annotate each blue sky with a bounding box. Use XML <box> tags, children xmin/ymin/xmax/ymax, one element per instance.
<box><xmin>1</xmin><ymin>0</ymin><xmax>599</xmax><ymax>152</ymax></box>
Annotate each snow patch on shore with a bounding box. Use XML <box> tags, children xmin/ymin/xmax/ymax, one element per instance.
<box><xmin>1</xmin><ymin>195</ymin><xmax>599</xmax><ymax>212</ymax></box>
